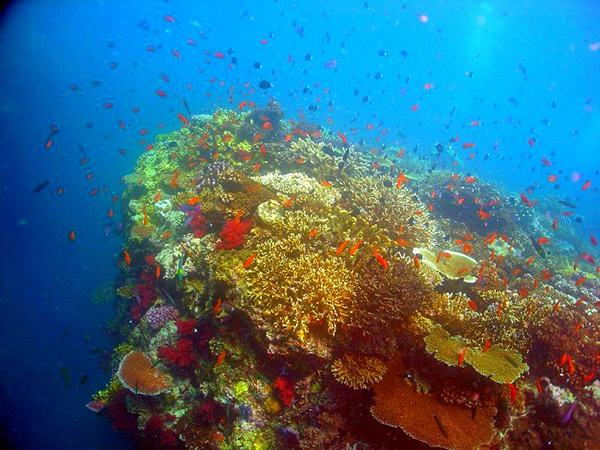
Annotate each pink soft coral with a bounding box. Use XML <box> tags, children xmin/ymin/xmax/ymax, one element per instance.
<box><xmin>216</xmin><ymin>215</ymin><xmax>252</xmax><ymax>250</ymax></box>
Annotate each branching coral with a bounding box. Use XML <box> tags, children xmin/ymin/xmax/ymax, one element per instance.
<box><xmin>117</xmin><ymin>351</ymin><xmax>171</xmax><ymax>395</ymax></box>
<box><xmin>253</xmin><ymin>171</ymin><xmax>340</xmax><ymax>206</ymax></box>
<box><xmin>242</xmin><ymin>233</ymin><xmax>358</xmax><ymax>339</ymax></box>
<box><xmin>331</xmin><ymin>354</ymin><xmax>387</xmax><ymax>389</ymax></box>
<box><xmin>338</xmin><ymin>175</ymin><xmax>439</xmax><ymax>249</ymax></box>
<box><xmin>371</xmin><ymin>355</ymin><xmax>498</xmax><ymax>450</ymax></box>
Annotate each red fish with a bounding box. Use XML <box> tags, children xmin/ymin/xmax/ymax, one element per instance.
<box><xmin>243</xmin><ymin>253</ymin><xmax>257</xmax><ymax>269</ymax></box>
<box><xmin>467</xmin><ymin>300</ymin><xmax>478</xmax><ymax>311</ymax></box>
<box><xmin>528</xmin><ymin>138</ymin><xmax>535</xmax><ymax>147</ymax></box>
<box><xmin>423</xmin><ymin>83</ymin><xmax>434</xmax><ymax>90</ymax></box>
<box><xmin>177</xmin><ymin>113</ymin><xmax>189</xmax><ymax>126</ymax></box>
<box><xmin>458</xmin><ymin>347</ymin><xmax>467</xmax><ymax>366</ymax></box>
<box><xmin>68</xmin><ymin>229</ymin><xmax>76</xmax><ymax>241</ymax></box>
<box><xmin>413</xmin><ymin>254</ymin><xmax>420</xmax><ymax>269</ymax></box>
<box><xmin>470</xmin><ymin>121</ymin><xmax>481</xmax><ymax>126</ymax></box>
<box><xmin>156</xmin><ymin>90</ymin><xmax>168</xmax><ymax>97</ymax></box>
<box><xmin>552</xmin><ymin>217</ymin><xmax>558</xmax><ymax>230</ymax></box>
<box><xmin>482</xmin><ymin>340</ymin><xmax>490</xmax><ymax>352</ymax></box>
<box><xmin>581</xmin><ymin>180</ymin><xmax>592</xmax><ymax>191</ymax></box>
<box><xmin>583</xmin><ymin>369</ymin><xmax>596</xmax><ymax>384</ymax></box>
<box><xmin>172</xmin><ymin>48</ymin><xmax>180</xmax><ymax>59</ymax></box>
<box><xmin>123</xmin><ymin>251</ymin><xmax>131</xmax><ymax>265</ymax></box>
<box><xmin>541</xmin><ymin>157</ymin><xmax>551</xmax><ymax>167</ymax></box>
<box><xmin>336</xmin><ymin>240</ymin><xmax>349</xmax><ymax>255</ymax></box>
<box><xmin>373</xmin><ymin>248</ymin><xmax>388</xmax><ymax>269</ymax></box>
<box><xmin>591</xmin><ymin>235</ymin><xmax>598</xmax><ymax>246</ymax></box>
<box><xmin>548</xmin><ymin>174</ymin><xmax>557</xmax><ymax>182</ymax></box>
<box><xmin>155</xmin><ymin>265</ymin><xmax>161</xmax><ymax>279</ymax></box>
<box><xmin>537</xmin><ymin>237</ymin><xmax>550</xmax><ymax>245</ymax></box>
<box><xmin>216</xmin><ymin>349</ymin><xmax>226</xmax><ymax>366</ymax></box>
<box><xmin>536</xmin><ymin>378</ymin><xmax>543</xmax><ymax>394</ymax></box>
<box><xmin>396</xmin><ymin>172</ymin><xmax>408</xmax><ymax>188</ymax></box>
<box><xmin>462</xmin><ymin>142</ymin><xmax>475</xmax><ymax>149</ymax></box>
<box><xmin>410</xmin><ymin>104</ymin><xmax>419</xmax><ymax>111</ymax></box>
<box><xmin>163</xmin><ymin>15</ymin><xmax>176</xmax><ymax>22</ymax></box>
<box><xmin>575</xmin><ymin>277</ymin><xmax>586</xmax><ymax>286</ymax></box>
<box><xmin>349</xmin><ymin>239</ymin><xmax>363</xmax><ymax>256</ymax></box>
<box><xmin>465</xmin><ymin>176</ymin><xmax>477</xmax><ymax>184</ymax></box>
<box><xmin>337</xmin><ymin>131</ymin><xmax>348</xmax><ymax>145</ymax></box>
<box><xmin>214</xmin><ymin>52</ymin><xmax>225</xmax><ymax>59</ymax></box>
<box><xmin>507</xmin><ymin>383</ymin><xmax>517</xmax><ymax>404</ymax></box>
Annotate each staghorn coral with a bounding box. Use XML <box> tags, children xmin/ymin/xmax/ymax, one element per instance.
<box><xmin>338</xmin><ymin>175</ymin><xmax>439</xmax><ymax>249</ymax></box>
<box><xmin>424</xmin><ymin>324</ymin><xmax>528</xmax><ymax>384</ymax></box>
<box><xmin>331</xmin><ymin>354</ymin><xmax>387</xmax><ymax>389</ymax></box>
<box><xmin>371</xmin><ymin>354</ymin><xmax>498</xmax><ymax>450</ymax></box>
<box><xmin>423</xmin><ymin>292</ymin><xmax>478</xmax><ymax>328</ymax></box>
<box><xmin>117</xmin><ymin>351</ymin><xmax>171</xmax><ymax>395</ymax></box>
<box><xmin>460</xmin><ymin>289</ymin><xmax>551</xmax><ymax>353</ymax></box>
<box><xmin>242</xmin><ymin>233</ymin><xmax>358</xmax><ymax>339</ymax></box>
<box><xmin>413</xmin><ymin>248</ymin><xmax>478</xmax><ymax>283</ymax></box>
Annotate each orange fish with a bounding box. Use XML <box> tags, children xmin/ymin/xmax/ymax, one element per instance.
<box><xmin>482</xmin><ymin>340</ymin><xmax>491</xmax><ymax>352</ymax></box>
<box><xmin>177</xmin><ymin>113</ymin><xmax>189</xmax><ymax>126</ymax></box>
<box><xmin>396</xmin><ymin>172</ymin><xmax>408</xmax><ymax>188</ymax></box>
<box><xmin>583</xmin><ymin>369</ymin><xmax>596</xmax><ymax>383</ymax></box>
<box><xmin>161</xmin><ymin>231</ymin><xmax>172</xmax><ymax>240</ymax></box>
<box><xmin>223</xmin><ymin>134</ymin><xmax>232</xmax><ymax>143</ymax></box>
<box><xmin>243</xmin><ymin>253</ymin><xmax>257</xmax><ymax>269</ymax></box>
<box><xmin>252</xmin><ymin>163</ymin><xmax>262</xmax><ymax>171</ymax></box>
<box><xmin>541</xmin><ymin>270</ymin><xmax>553</xmax><ymax>280</ymax></box>
<box><xmin>575</xmin><ymin>277</ymin><xmax>586</xmax><ymax>286</ymax></box>
<box><xmin>308</xmin><ymin>228</ymin><xmax>318</xmax><ymax>238</ymax></box>
<box><xmin>553</xmin><ymin>302</ymin><xmax>560</xmax><ymax>313</ymax></box>
<box><xmin>436</xmin><ymin>251</ymin><xmax>443</xmax><ymax>263</ymax></box>
<box><xmin>283</xmin><ymin>194</ymin><xmax>295</xmax><ymax>208</ymax></box>
<box><xmin>458</xmin><ymin>347</ymin><xmax>467</xmax><ymax>366</ymax></box>
<box><xmin>467</xmin><ymin>300</ymin><xmax>478</xmax><ymax>311</ymax></box>
<box><xmin>526</xmin><ymin>256</ymin><xmax>535</xmax><ymax>265</ymax></box>
<box><xmin>188</xmin><ymin>197</ymin><xmax>200</xmax><ymax>205</ymax></box>
<box><xmin>108</xmin><ymin>208</ymin><xmax>114</xmax><ymax>218</ymax></box>
<box><xmin>457</xmin><ymin>197</ymin><xmax>465</xmax><ymax>205</ymax></box>
<box><xmin>68</xmin><ymin>229</ymin><xmax>76</xmax><ymax>241</ymax></box>
<box><xmin>567</xmin><ymin>355</ymin><xmax>575</xmax><ymax>375</ymax></box>
<box><xmin>216</xmin><ymin>349</ymin><xmax>226</xmax><ymax>366</ymax></box>
<box><xmin>170</xmin><ymin>170</ymin><xmax>180</xmax><ymax>189</ymax></box>
<box><xmin>573</xmin><ymin>323</ymin><xmax>583</xmax><ymax>334</ymax></box>
<box><xmin>536</xmin><ymin>378</ymin><xmax>543</xmax><ymax>394</ymax></box>
<box><xmin>507</xmin><ymin>383</ymin><xmax>517</xmax><ymax>404</ymax></box>
<box><xmin>413</xmin><ymin>254</ymin><xmax>421</xmax><ymax>269</ymax></box>
<box><xmin>155</xmin><ymin>265</ymin><xmax>161</xmax><ymax>279</ymax></box>
<box><xmin>321</xmin><ymin>180</ymin><xmax>332</xmax><ymax>187</ymax></box>
<box><xmin>456</xmin><ymin>266</ymin><xmax>470</xmax><ymax>276</ymax></box>
<box><xmin>464</xmin><ymin>176</ymin><xmax>477</xmax><ymax>184</ymax></box>
<box><xmin>373</xmin><ymin>248</ymin><xmax>388</xmax><ymax>269</ymax></box>
<box><xmin>262</xmin><ymin>121</ymin><xmax>273</xmax><ymax>131</ymax></box>
<box><xmin>349</xmin><ymin>239</ymin><xmax>363</xmax><ymax>256</ymax></box>
<box><xmin>519</xmin><ymin>288</ymin><xmax>528</xmax><ymax>299</ymax></box>
<box><xmin>155</xmin><ymin>191</ymin><xmax>161</xmax><ymax>203</ymax></box>
<box><xmin>260</xmin><ymin>144</ymin><xmax>267</xmax><ymax>157</ymax></box>
<box><xmin>581</xmin><ymin>180</ymin><xmax>592</xmax><ymax>191</ymax></box>
<box><xmin>214</xmin><ymin>298</ymin><xmax>221</xmax><ymax>314</ymax></box>
<box><xmin>336</xmin><ymin>240</ymin><xmax>349</xmax><ymax>255</ymax></box>
<box><xmin>537</xmin><ymin>237</ymin><xmax>550</xmax><ymax>245</ymax></box>
<box><xmin>295</xmin><ymin>158</ymin><xmax>305</xmax><ymax>165</ymax></box>
<box><xmin>397</xmin><ymin>237</ymin><xmax>410</xmax><ymax>247</ymax></box>
<box><xmin>284</xmin><ymin>134</ymin><xmax>293</xmax><ymax>142</ymax></box>
<box><xmin>548</xmin><ymin>174</ymin><xmax>557</xmax><ymax>182</ymax></box>
<box><xmin>123</xmin><ymin>251</ymin><xmax>131</xmax><ymax>265</ymax></box>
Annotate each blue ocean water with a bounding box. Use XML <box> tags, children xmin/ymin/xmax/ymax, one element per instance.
<box><xmin>0</xmin><ymin>1</ymin><xmax>598</xmax><ymax>449</ymax></box>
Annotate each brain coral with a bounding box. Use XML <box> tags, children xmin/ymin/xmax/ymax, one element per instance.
<box><xmin>242</xmin><ymin>233</ymin><xmax>357</xmax><ymax>339</ymax></box>
<box><xmin>117</xmin><ymin>351</ymin><xmax>171</xmax><ymax>395</ymax></box>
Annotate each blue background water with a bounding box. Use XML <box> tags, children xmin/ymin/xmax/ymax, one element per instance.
<box><xmin>0</xmin><ymin>1</ymin><xmax>598</xmax><ymax>449</ymax></box>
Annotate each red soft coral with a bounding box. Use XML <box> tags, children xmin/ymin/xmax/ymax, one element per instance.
<box><xmin>130</xmin><ymin>277</ymin><xmax>157</xmax><ymax>321</ymax></box>
<box><xmin>158</xmin><ymin>338</ymin><xmax>196</xmax><ymax>367</ymax></box>
<box><xmin>273</xmin><ymin>376</ymin><xmax>295</xmax><ymax>406</ymax></box>
<box><xmin>216</xmin><ymin>217</ymin><xmax>252</xmax><ymax>250</ymax></box>
<box><xmin>176</xmin><ymin>318</ymin><xmax>197</xmax><ymax>337</ymax></box>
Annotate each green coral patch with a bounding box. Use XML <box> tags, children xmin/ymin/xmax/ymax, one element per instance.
<box><xmin>465</xmin><ymin>345</ymin><xmax>529</xmax><ymax>384</ymax></box>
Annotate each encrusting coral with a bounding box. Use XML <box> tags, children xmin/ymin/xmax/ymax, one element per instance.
<box><xmin>331</xmin><ymin>354</ymin><xmax>387</xmax><ymax>389</ymax></box>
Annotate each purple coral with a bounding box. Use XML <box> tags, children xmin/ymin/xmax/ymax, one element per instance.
<box><xmin>144</xmin><ymin>305</ymin><xmax>179</xmax><ymax>330</ymax></box>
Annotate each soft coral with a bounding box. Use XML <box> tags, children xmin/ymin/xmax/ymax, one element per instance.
<box><xmin>216</xmin><ymin>215</ymin><xmax>252</xmax><ymax>250</ymax></box>
<box><xmin>158</xmin><ymin>338</ymin><xmax>196</xmax><ymax>367</ymax></box>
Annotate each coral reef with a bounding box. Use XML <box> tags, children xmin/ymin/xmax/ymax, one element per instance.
<box><xmin>91</xmin><ymin>104</ymin><xmax>600</xmax><ymax>450</ymax></box>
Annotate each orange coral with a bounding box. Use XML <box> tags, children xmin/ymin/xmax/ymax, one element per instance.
<box><xmin>371</xmin><ymin>355</ymin><xmax>497</xmax><ymax>450</ymax></box>
<box><xmin>117</xmin><ymin>351</ymin><xmax>171</xmax><ymax>395</ymax></box>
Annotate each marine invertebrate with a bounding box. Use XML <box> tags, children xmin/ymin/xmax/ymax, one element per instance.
<box><xmin>424</xmin><ymin>324</ymin><xmax>528</xmax><ymax>384</ymax></box>
<box><xmin>196</xmin><ymin>160</ymin><xmax>230</xmax><ymax>190</ymax></box>
<box><xmin>422</xmin><ymin>292</ymin><xmax>478</xmax><ymax>328</ymax></box>
<box><xmin>254</xmin><ymin>171</ymin><xmax>340</xmax><ymax>206</ymax></box>
<box><xmin>413</xmin><ymin>247</ymin><xmax>478</xmax><ymax>283</ymax></box>
<box><xmin>273</xmin><ymin>376</ymin><xmax>295</xmax><ymax>406</ymax></box>
<box><xmin>158</xmin><ymin>338</ymin><xmax>196</xmax><ymax>367</ymax></box>
<box><xmin>117</xmin><ymin>351</ymin><xmax>171</xmax><ymax>395</ymax></box>
<box><xmin>242</xmin><ymin>233</ymin><xmax>357</xmax><ymax>339</ymax></box>
<box><xmin>331</xmin><ymin>354</ymin><xmax>387</xmax><ymax>389</ymax></box>
<box><xmin>339</xmin><ymin>175</ymin><xmax>438</xmax><ymax>249</ymax></box>
<box><xmin>216</xmin><ymin>213</ymin><xmax>252</xmax><ymax>249</ymax></box>
<box><xmin>371</xmin><ymin>355</ymin><xmax>498</xmax><ymax>450</ymax></box>
<box><xmin>144</xmin><ymin>305</ymin><xmax>179</xmax><ymax>330</ymax></box>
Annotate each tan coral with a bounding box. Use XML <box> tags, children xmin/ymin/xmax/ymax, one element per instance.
<box><xmin>413</xmin><ymin>248</ymin><xmax>478</xmax><ymax>283</ymax></box>
<box><xmin>371</xmin><ymin>355</ymin><xmax>498</xmax><ymax>450</ymax></box>
<box><xmin>331</xmin><ymin>354</ymin><xmax>387</xmax><ymax>389</ymax></box>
